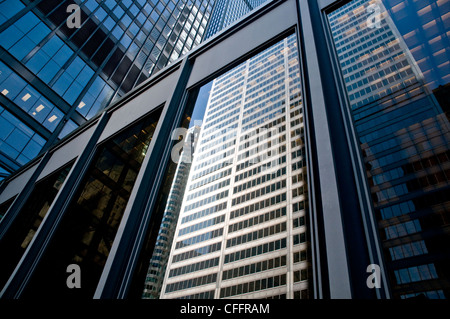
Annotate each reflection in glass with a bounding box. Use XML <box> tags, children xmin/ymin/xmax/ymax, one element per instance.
<box><xmin>327</xmin><ymin>0</ymin><xmax>450</xmax><ymax>299</ymax></box>
<box><xmin>0</xmin><ymin>163</ymin><xmax>73</xmax><ymax>289</ymax></box>
<box><xmin>20</xmin><ymin>109</ymin><xmax>160</xmax><ymax>299</ymax></box>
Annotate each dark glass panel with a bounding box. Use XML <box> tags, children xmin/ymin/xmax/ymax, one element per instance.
<box><xmin>0</xmin><ymin>163</ymin><xmax>73</xmax><ymax>289</ymax></box>
<box><xmin>21</xmin><ymin>109</ymin><xmax>160</xmax><ymax>299</ymax></box>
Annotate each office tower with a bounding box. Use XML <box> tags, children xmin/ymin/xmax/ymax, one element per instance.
<box><xmin>159</xmin><ymin>33</ymin><xmax>308</xmax><ymax>299</ymax></box>
<box><xmin>0</xmin><ymin>0</ymin><xmax>215</xmax><ymax>180</ymax></box>
<box><xmin>327</xmin><ymin>0</ymin><xmax>450</xmax><ymax>299</ymax></box>
<box><xmin>142</xmin><ymin>125</ymin><xmax>201</xmax><ymax>299</ymax></box>
<box><xmin>205</xmin><ymin>0</ymin><xmax>269</xmax><ymax>39</ymax></box>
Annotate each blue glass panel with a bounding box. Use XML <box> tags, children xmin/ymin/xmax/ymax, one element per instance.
<box><xmin>76</xmin><ymin>66</ymin><xmax>94</xmax><ymax>86</ymax></box>
<box><xmin>53</xmin><ymin>45</ymin><xmax>73</xmax><ymax>67</ymax></box>
<box><xmin>38</xmin><ymin>60</ymin><xmax>60</xmax><ymax>83</ymax></box>
<box><xmin>26</xmin><ymin>50</ymin><xmax>51</xmax><ymax>74</ymax></box>
<box><xmin>9</xmin><ymin>36</ymin><xmax>36</xmax><ymax>60</ymax></box>
<box><xmin>43</xmin><ymin>108</ymin><xmax>64</xmax><ymax>132</ymax></box>
<box><xmin>1</xmin><ymin>73</ymin><xmax>27</xmax><ymax>99</ymax></box>
<box><xmin>15</xmin><ymin>12</ymin><xmax>39</xmax><ymax>33</ymax></box>
<box><xmin>41</xmin><ymin>36</ymin><xmax>64</xmax><ymax>56</ymax></box>
<box><xmin>0</xmin><ymin>0</ymin><xmax>25</xmax><ymax>25</ymax></box>
<box><xmin>13</xmin><ymin>86</ymin><xmax>40</xmax><ymax>112</ymax></box>
<box><xmin>58</xmin><ymin>120</ymin><xmax>78</xmax><ymax>139</ymax></box>
<box><xmin>6</xmin><ymin>128</ymin><xmax>29</xmax><ymax>152</ymax></box>
<box><xmin>28</xmin><ymin>98</ymin><xmax>51</xmax><ymax>123</ymax></box>
<box><xmin>52</xmin><ymin>72</ymin><xmax>74</xmax><ymax>96</ymax></box>
<box><xmin>63</xmin><ymin>81</ymin><xmax>84</xmax><ymax>105</ymax></box>
<box><xmin>28</xmin><ymin>23</ymin><xmax>50</xmax><ymax>44</ymax></box>
<box><xmin>66</xmin><ymin>57</ymin><xmax>85</xmax><ymax>79</ymax></box>
<box><xmin>0</xmin><ymin>25</ymin><xmax>23</xmax><ymax>49</ymax></box>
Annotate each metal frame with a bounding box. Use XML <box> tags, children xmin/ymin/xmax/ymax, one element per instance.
<box><xmin>0</xmin><ymin>0</ymin><xmax>391</xmax><ymax>299</ymax></box>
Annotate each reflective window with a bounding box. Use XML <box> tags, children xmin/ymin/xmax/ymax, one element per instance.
<box><xmin>0</xmin><ymin>163</ymin><xmax>73</xmax><ymax>289</ymax></box>
<box><xmin>0</xmin><ymin>104</ymin><xmax>46</xmax><ymax>165</ymax></box>
<box><xmin>21</xmin><ymin>109</ymin><xmax>160</xmax><ymax>298</ymax></box>
<box><xmin>327</xmin><ymin>0</ymin><xmax>450</xmax><ymax>299</ymax></box>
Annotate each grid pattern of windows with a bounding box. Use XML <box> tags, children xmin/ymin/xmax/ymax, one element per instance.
<box><xmin>161</xmin><ymin>33</ymin><xmax>308</xmax><ymax>299</ymax></box>
<box><xmin>328</xmin><ymin>0</ymin><xmax>450</xmax><ymax>299</ymax></box>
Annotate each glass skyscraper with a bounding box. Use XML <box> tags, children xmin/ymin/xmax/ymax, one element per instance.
<box><xmin>159</xmin><ymin>33</ymin><xmax>308</xmax><ymax>299</ymax></box>
<box><xmin>327</xmin><ymin>0</ymin><xmax>450</xmax><ymax>299</ymax></box>
<box><xmin>0</xmin><ymin>0</ymin><xmax>270</xmax><ymax>181</ymax></box>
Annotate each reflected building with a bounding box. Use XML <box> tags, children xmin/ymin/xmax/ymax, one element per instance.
<box><xmin>160</xmin><ymin>33</ymin><xmax>309</xmax><ymax>299</ymax></box>
<box><xmin>327</xmin><ymin>0</ymin><xmax>450</xmax><ymax>299</ymax></box>
<box><xmin>142</xmin><ymin>125</ymin><xmax>201</xmax><ymax>299</ymax></box>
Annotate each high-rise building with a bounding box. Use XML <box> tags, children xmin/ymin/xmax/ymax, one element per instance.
<box><xmin>205</xmin><ymin>0</ymin><xmax>268</xmax><ymax>39</ymax></box>
<box><xmin>159</xmin><ymin>33</ymin><xmax>308</xmax><ymax>299</ymax></box>
<box><xmin>0</xmin><ymin>0</ymin><xmax>216</xmax><ymax>180</ymax></box>
<box><xmin>142</xmin><ymin>125</ymin><xmax>200</xmax><ymax>299</ymax></box>
<box><xmin>0</xmin><ymin>0</ymin><xmax>448</xmax><ymax>301</ymax></box>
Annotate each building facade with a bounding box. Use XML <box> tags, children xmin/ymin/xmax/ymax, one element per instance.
<box><xmin>0</xmin><ymin>0</ymin><xmax>448</xmax><ymax>300</ymax></box>
<box><xmin>160</xmin><ymin>33</ymin><xmax>308</xmax><ymax>299</ymax></box>
<box><xmin>142</xmin><ymin>125</ymin><xmax>200</xmax><ymax>299</ymax></box>
<box><xmin>0</xmin><ymin>0</ymin><xmax>268</xmax><ymax>180</ymax></box>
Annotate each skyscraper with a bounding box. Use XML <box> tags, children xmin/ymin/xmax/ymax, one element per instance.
<box><xmin>160</xmin><ymin>33</ymin><xmax>308</xmax><ymax>299</ymax></box>
<box><xmin>142</xmin><ymin>125</ymin><xmax>200</xmax><ymax>299</ymax></box>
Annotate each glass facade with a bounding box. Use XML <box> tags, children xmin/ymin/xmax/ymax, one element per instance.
<box><xmin>159</xmin><ymin>33</ymin><xmax>309</xmax><ymax>299</ymax></box>
<box><xmin>327</xmin><ymin>0</ymin><xmax>450</xmax><ymax>299</ymax></box>
<box><xmin>0</xmin><ymin>163</ymin><xmax>73</xmax><ymax>289</ymax></box>
<box><xmin>18</xmin><ymin>109</ymin><xmax>160</xmax><ymax>299</ymax></box>
<box><xmin>0</xmin><ymin>0</ymin><xmax>268</xmax><ymax>179</ymax></box>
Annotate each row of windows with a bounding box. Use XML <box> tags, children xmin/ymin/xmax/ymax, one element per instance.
<box><xmin>236</xmin><ymin>145</ymin><xmax>286</xmax><ymax>172</ymax></box>
<box><xmin>224</xmin><ymin>238</ymin><xmax>287</xmax><ymax>264</ymax></box>
<box><xmin>199</xmin><ymin>123</ymin><xmax>237</xmax><ymax>147</ymax></box>
<box><xmin>184</xmin><ymin>189</ymin><xmax>229</xmax><ymax>212</ymax></box>
<box><xmin>234</xmin><ymin>156</ymin><xmax>287</xmax><ymax>182</ymax></box>
<box><xmin>293</xmin><ymin>269</ymin><xmax>308</xmax><ymax>283</ymax></box>
<box><xmin>171</xmin><ymin>241</ymin><xmax>221</xmax><ymax>264</ymax></box>
<box><xmin>186</xmin><ymin>178</ymin><xmax>230</xmax><ymax>202</ymax></box>
<box><xmin>241</xmin><ymin>106</ymin><xmax>285</xmax><ymax>132</ymax></box>
<box><xmin>230</xmin><ymin>193</ymin><xmax>287</xmax><ymax>220</ymax></box>
<box><xmin>293</xmin><ymin>216</ymin><xmax>305</xmax><ymax>229</ymax></box>
<box><xmin>292</xmin><ymin>185</ymin><xmax>306</xmax><ymax>198</ymax></box>
<box><xmin>226</xmin><ymin>221</ymin><xmax>287</xmax><ymax>249</ymax></box>
<box><xmin>168</xmin><ymin>257</ymin><xmax>220</xmax><ymax>278</ymax></box>
<box><xmin>292</xmin><ymin>172</ymin><xmax>304</xmax><ymax>184</ymax></box>
<box><xmin>394</xmin><ymin>263</ymin><xmax>438</xmax><ymax>285</ymax></box>
<box><xmin>233</xmin><ymin>167</ymin><xmax>286</xmax><ymax>194</ymax></box>
<box><xmin>242</xmin><ymin>98</ymin><xmax>285</xmax><ymax>126</ymax></box>
<box><xmin>201</xmin><ymin>115</ymin><xmax>239</xmax><ymax>138</ymax></box>
<box><xmin>238</xmin><ymin>125</ymin><xmax>285</xmax><ymax>152</ymax></box>
<box><xmin>180</xmin><ymin>201</ymin><xmax>227</xmax><ymax>225</ymax></box>
<box><xmin>190</xmin><ymin>159</ymin><xmax>231</xmax><ymax>181</ymax></box>
<box><xmin>196</xmin><ymin>136</ymin><xmax>235</xmax><ymax>159</ymax></box>
<box><xmin>237</xmin><ymin>133</ymin><xmax>286</xmax><ymax>162</ymax></box>
<box><xmin>189</xmin><ymin>168</ymin><xmax>232</xmax><ymax>192</ymax></box>
<box><xmin>379</xmin><ymin>200</ymin><xmax>415</xmax><ymax>220</ymax></box>
<box><xmin>389</xmin><ymin>240</ymin><xmax>428</xmax><ymax>261</ymax></box>
<box><xmin>219</xmin><ymin>274</ymin><xmax>286</xmax><ymax>298</ymax></box>
<box><xmin>232</xmin><ymin>180</ymin><xmax>286</xmax><ymax>207</ymax></box>
<box><xmin>203</xmin><ymin>107</ymin><xmax>240</xmax><ymax>130</ymax></box>
<box><xmin>222</xmin><ymin>255</ymin><xmax>287</xmax><ymax>281</ymax></box>
<box><xmin>239</xmin><ymin>116</ymin><xmax>286</xmax><ymax>143</ymax></box>
<box><xmin>175</xmin><ymin>228</ymin><xmax>223</xmax><ymax>250</ymax></box>
<box><xmin>193</xmin><ymin>149</ymin><xmax>234</xmax><ymax>173</ymax></box>
<box><xmin>178</xmin><ymin>214</ymin><xmax>225</xmax><ymax>237</ymax></box>
<box><xmin>165</xmin><ymin>273</ymin><xmax>217</xmax><ymax>293</ymax></box>
<box><xmin>228</xmin><ymin>207</ymin><xmax>287</xmax><ymax>233</ymax></box>
<box><xmin>293</xmin><ymin>232</ymin><xmax>307</xmax><ymax>245</ymax></box>
<box><xmin>243</xmin><ymin>82</ymin><xmax>285</xmax><ymax>117</ymax></box>
<box><xmin>205</xmin><ymin>99</ymin><xmax>241</xmax><ymax>123</ymax></box>
<box><xmin>292</xmin><ymin>200</ymin><xmax>306</xmax><ymax>213</ymax></box>
<box><xmin>293</xmin><ymin>249</ymin><xmax>308</xmax><ymax>263</ymax></box>
<box><xmin>292</xmin><ymin>158</ymin><xmax>306</xmax><ymax>171</ymax></box>
<box><xmin>384</xmin><ymin>220</ymin><xmax>422</xmax><ymax>240</ymax></box>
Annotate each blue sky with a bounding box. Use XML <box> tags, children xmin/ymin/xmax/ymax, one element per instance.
<box><xmin>189</xmin><ymin>81</ymin><xmax>212</xmax><ymax>128</ymax></box>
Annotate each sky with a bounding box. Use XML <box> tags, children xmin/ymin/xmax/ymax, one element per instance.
<box><xmin>189</xmin><ymin>81</ymin><xmax>213</xmax><ymax>128</ymax></box>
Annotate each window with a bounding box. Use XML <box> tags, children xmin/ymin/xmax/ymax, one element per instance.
<box><xmin>0</xmin><ymin>163</ymin><xmax>73</xmax><ymax>289</ymax></box>
<box><xmin>20</xmin><ymin>109</ymin><xmax>160</xmax><ymax>298</ymax></box>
